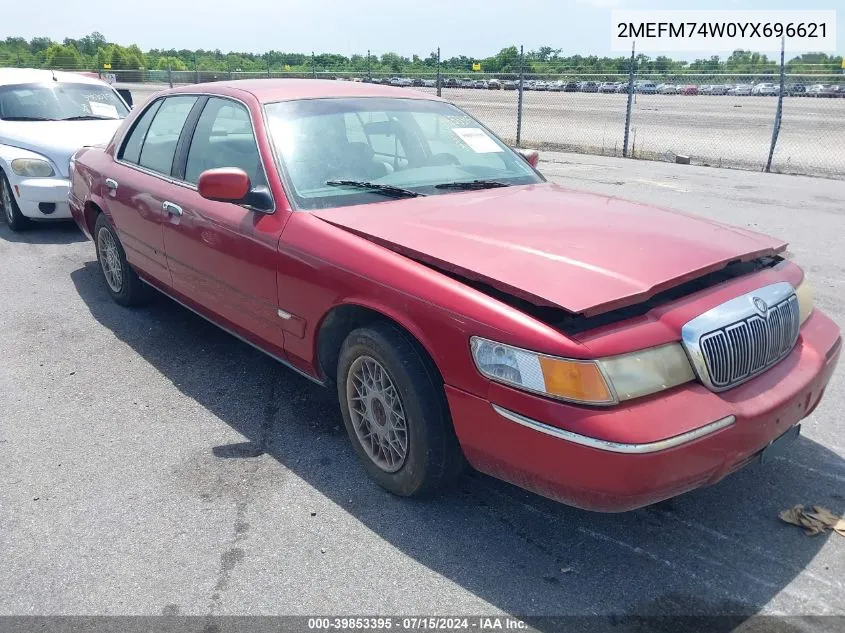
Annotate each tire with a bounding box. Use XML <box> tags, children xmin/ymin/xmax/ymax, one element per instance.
<box><xmin>93</xmin><ymin>213</ymin><xmax>151</xmax><ymax>306</ymax></box>
<box><xmin>1</xmin><ymin>171</ymin><xmax>31</xmax><ymax>232</ymax></box>
<box><xmin>337</xmin><ymin>322</ymin><xmax>463</xmax><ymax>497</ymax></box>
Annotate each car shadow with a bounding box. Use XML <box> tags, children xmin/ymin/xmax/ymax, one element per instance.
<box><xmin>70</xmin><ymin>261</ymin><xmax>845</xmax><ymax>626</ymax></box>
<box><xmin>0</xmin><ymin>220</ymin><xmax>87</xmax><ymax>244</ymax></box>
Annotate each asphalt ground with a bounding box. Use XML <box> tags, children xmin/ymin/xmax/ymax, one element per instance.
<box><xmin>119</xmin><ymin>82</ymin><xmax>845</xmax><ymax>178</ymax></box>
<box><xmin>0</xmin><ymin>152</ymin><xmax>843</xmax><ymax>623</ymax></box>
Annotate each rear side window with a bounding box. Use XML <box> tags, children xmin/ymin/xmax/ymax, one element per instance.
<box><xmin>138</xmin><ymin>96</ymin><xmax>198</xmax><ymax>176</ymax></box>
<box><xmin>184</xmin><ymin>97</ymin><xmax>265</xmax><ymax>186</ymax></box>
<box><xmin>119</xmin><ymin>99</ymin><xmax>162</xmax><ymax>164</ymax></box>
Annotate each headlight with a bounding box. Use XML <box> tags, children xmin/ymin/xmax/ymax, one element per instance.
<box><xmin>598</xmin><ymin>343</ymin><xmax>695</xmax><ymax>401</ymax></box>
<box><xmin>795</xmin><ymin>278</ymin><xmax>813</xmax><ymax>325</ymax></box>
<box><xmin>10</xmin><ymin>158</ymin><xmax>55</xmax><ymax>178</ymax></box>
<box><xmin>470</xmin><ymin>337</ymin><xmax>695</xmax><ymax>405</ymax></box>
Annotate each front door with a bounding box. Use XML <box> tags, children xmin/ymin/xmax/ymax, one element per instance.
<box><xmin>159</xmin><ymin>96</ymin><xmax>285</xmax><ymax>355</ymax></box>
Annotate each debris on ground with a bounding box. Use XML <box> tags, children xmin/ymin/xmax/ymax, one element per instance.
<box><xmin>779</xmin><ymin>505</ymin><xmax>845</xmax><ymax>536</ymax></box>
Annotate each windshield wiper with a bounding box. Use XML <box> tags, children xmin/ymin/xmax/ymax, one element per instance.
<box><xmin>434</xmin><ymin>179</ymin><xmax>509</xmax><ymax>190</ymax></box>
<box><xmin>0</xmin><ymin>116</ymin><xmax>58</xmax><ymax>121</ymax></box>
<box><xmin>326</xmin><ymin>180</ymin><xmax>424</xmax><ymax>198</ymax></box>
<box><xmin>60</xmin><ymin>115</ymin><xmax>118</xmax><ymax>121</ymax></box>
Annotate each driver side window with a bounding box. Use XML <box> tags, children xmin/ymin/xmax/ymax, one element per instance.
<box><xmin>184</xmin><ymin>97</ymin><xmax>266</xmax><ymax>187</ymax></box>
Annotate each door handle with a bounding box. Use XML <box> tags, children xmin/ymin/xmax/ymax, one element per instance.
<box><xmin>104</xmin><ymin>178</ymin><xmax>118</xmax><ymax>193</ymax></box>
<box><xmin>162</xmin><ymin>201</ymin><xmax>183</xmax><ymax>217</ymax></box>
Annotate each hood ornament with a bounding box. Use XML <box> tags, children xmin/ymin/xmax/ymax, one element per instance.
<box><xmin>752</xmin><ymin>296</ymin><xmax>768</xmax><ymax>315</ymax></box>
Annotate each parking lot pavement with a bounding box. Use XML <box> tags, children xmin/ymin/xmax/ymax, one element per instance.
<box><xmin>1</xmin><ymin>154</ymin><xmax>843</xmax><ymax>620</ymax></box>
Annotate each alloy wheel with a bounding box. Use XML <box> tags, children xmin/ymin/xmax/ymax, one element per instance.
<box><xmin>345</xmin><ymin>355</ymin><xmax>409</xmax><ymax>473</ymax></box>
<box><xmin>97</xmin><ymin>227</ymin><xmax>124</xmax><ymax>293</ymax></box>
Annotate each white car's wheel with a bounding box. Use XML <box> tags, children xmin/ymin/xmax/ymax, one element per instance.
<box><xmin>0</xmin><ymin>172</ymin><xmax>31</xmax><ymax>232</ymax></box>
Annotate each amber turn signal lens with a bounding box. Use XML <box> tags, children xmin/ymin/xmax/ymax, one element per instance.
<box><xmin>538</xmin><ymin>356</ymin><xmax>613</xmax><ymax>404</ymax></box>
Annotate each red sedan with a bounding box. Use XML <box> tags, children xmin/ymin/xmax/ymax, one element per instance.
<box><xmin>68</xmin><ymin>80</ymin><xmax>841</xmax><ymax>511</ymax></box>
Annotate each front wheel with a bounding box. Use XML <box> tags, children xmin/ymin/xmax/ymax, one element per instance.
<box><xmin>337</xmin><ymin>322</ymin><xmax>463</xmax><ymax>497</ymax></box>
<box><xmin>1</xmin><ymin>171</ymin><xmax>31</xmax><ymax>232</ymax></box>
<box><xmin>94</xmin><ymin>213</ymin><xmax>151</xmax><ymax>306</ymax></box>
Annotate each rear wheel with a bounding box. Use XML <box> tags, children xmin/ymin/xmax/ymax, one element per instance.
<box><xmin>94</xmin><ymin>213</ymin><xmax>150</xmax><ymax>306</ymax></box>
<box><xmin>337</xmin><ymin>322</ymin><xmax>463</xmax><ymax>496</ymax></box>
<box><xmin>0</xmin><ymin>171</ymin><xmax>31</xmax><ymax>232</ymax></box>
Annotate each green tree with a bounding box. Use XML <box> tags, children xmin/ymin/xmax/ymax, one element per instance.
<box><xmin>155</xmin><ymin>56</ymin><xmax>188</xmax><ymax>70</ymax></box>
<box><xmin>45</xmin><ymin>43</ymin><xmax>82</xmax><ymax>68</ymax></box>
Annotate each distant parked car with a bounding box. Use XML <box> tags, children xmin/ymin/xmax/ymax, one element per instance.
<box><xmin>502</xmin><ymin>80</ymin><xmax>517</xmax><ymax>90</ymax></box>
<box><xmin>635</xmin><ymin>81</ymin><xmax>658</xmax><ymax>94</ymax></box>
<box><xmin>487</xmin><ymin>79</ymin><xmax>502</xmax><ymax>90</ymax></box>
<box><xmin>564</xmin><ymin>81</ymin><xmax>580</xmax><ymax>92</ymax></box>
<box><xmin>547</xmin><ymin>81</ymin><xmax>563</xmax><ymax>92</ymax></box>
<box><xmin>752</xmin><ymin>83</ymin><xmax>779</xmax><ymax>96</ymax></box>
<box><xmin>443</xmin><ymin>78</ymin><xmax>459</xmax><ymax>88</ymax></box>
<box><xmin>807</xmin><ymin>84</ymin><xmax>837</xmax><ymax>98</ymax></box>
<box><xmin>472</xmin><ymin>79</ymin><xmax>487</xmax><ymax>89</ymax></box>
<box><xmin>728</xmin><ymin>84</ymin><xmax>752</xmax><ymax>96</ymax></box>
<box><xmin>580</xmin><ymin>81</ymin><xmax>599</xmax><ymax>93</ymax></box>
<box><xmin>657</xmin><ymin>84</ymin><xmax>679</xmax><ymax>95</ymax></box>
<box><xmin>459</xmin><ymin>78</ymin><xmax>473</xmax><ymax>88</ymax></box>
<box><xmin>615</xmin><ymin>83</ymin><xmax>630</xmax><ymax>93</ymax></box>
<box><xmin>598</xmin><ymin>82</ymin><xmax>617</xmax><ymax>93</ymax></box>
<box><xmin>681</xmin><ymin>85</ymin><xmax>699</xmax><ymax>96</ymax></box>
<box><xmin>422</xmin><ymin>79</ymin><xmax>436</xmax><ymax>88</ymax></box>
<box><xmin>708</xmin><ymin>84</ymin><xmax>729</xmax><ymax>96</ymax></box>
<box><xmin>786</xmin><ymin>84</ymin><xmax>806</xmax><ymax>97</ymax></box>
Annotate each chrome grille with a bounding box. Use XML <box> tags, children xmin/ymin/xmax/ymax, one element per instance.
<box><xmin>699</xmin><ymin>295</ymin><xmax>800</xmax><ymax>389</ymax></box>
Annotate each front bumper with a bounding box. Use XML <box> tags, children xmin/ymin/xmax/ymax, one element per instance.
<box><xmin>10</xmin><ymin>176</ymin><xmax>71</xmax><ymax>219</ymax></box>
<box><xmin>448</xmin><ymin>309</ymin><xmax>841</xmax><ymax>512</ymax></box>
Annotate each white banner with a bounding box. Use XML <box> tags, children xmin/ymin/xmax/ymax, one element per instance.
<box><xmin>611</xmin><ymin>10</ymin><xmax>837</xmax><ymax>52</ymax></box>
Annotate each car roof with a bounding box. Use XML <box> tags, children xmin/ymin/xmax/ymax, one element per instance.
<box><xmin>168</xmin><ymin>78</ymin><xmax>446</xmax><ymax>104</ymax></box>
<box><xmin>0</xmin><ymin>67</ymin><xmax>110</xmax><ymax>87</ymax></box>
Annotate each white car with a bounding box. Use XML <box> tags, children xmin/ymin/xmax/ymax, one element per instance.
<box><xmin>728</xmin><ymin>84</ymin><xmax>753</xmax><ymax>96</ymax></box>
<box><xmin>657</xmin><ymin>84</ymin><xmax>679</xmax><ymax>95</ymax></box>
<box><xmin>752</xmin><ymin>83</ymin><xmax>779</xmax><ymax>96</ymax></box>
<box><xmin>0</xmin><ymin>68</ymin><xmax>130</xmax><ymax>231</ymax></box>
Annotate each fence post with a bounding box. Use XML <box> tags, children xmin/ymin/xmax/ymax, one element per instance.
<box><xmin>194</xmin><ymin>56</ymin><xmax>199</xmax><ymax>84</ymax></box>
<box><xmin>765</xmin><ymin>37</ymin><xmax>786</xmax><ymax>173</ymax></box>
<box><xmin>516</xmin><ymin>45</ymin><xmax>524</xmax><ymax>147</ymax></box>
<box><xmin>312</xmin><ymin>52</ymin><xmax>316</xmax><ymax>79</ymax></box>
<box><xmin>228</xmin><ymin>58</ymin><xmax>232</xmax><ymax>80</ymax></box>
<box><xmin>266</xmin><ymin>57</ymin><xmax>271</xmax><ymax>78</ymax></box>
<box><xmin>167</xmin><ymin>64</ymin><xmax>173</xmax><ymax>88</ymax></box>
<box><xmin>367</xmin><ymin>49</ymin><xmax>372</xmax><ymax>82</ymax></box>
<box><xmin>436</xmin><ymin>47</ymin><xmax>442</xmax><ymax>97</ymax></box>
<box><xmin>622</xmin><ymin>42</ymin><xmax>636</xmax><ymax>158</ymax></box>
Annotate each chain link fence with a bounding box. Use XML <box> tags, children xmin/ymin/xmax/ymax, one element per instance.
<box><xmin>14</xmin><ymin>52</ymin><xmax>845</xmax><ymax>178</ymax></box>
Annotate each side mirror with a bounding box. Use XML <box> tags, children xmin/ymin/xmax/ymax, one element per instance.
<box><xmin>197</xmin><ymin>168</ymin><xmax>274</xmax><ymax>212</ymax></box>
<box><xmin>198</xmin><ymin>168</ymin><xmax>251</xmax><ymax>202</ymax></box>
<box><xmin>515</xmin><ymin>148</ymin><xmax>540</xmax><ymax>168</ymax></box>
<box><xmin>117</xmin><ymin>88</ymin><xmax>133</xmax><ymax>108</ymax></box>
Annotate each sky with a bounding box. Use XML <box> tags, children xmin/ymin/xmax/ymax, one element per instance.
<box><xmin>3</xmin><ymin>0</ymin><xmax>843</xmax><ymax>59</ymax></box>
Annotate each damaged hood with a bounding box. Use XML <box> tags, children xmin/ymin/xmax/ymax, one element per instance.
<box><xmin>312</xmin><ymin>183</ymin><xmax>786</xmax><ymax>316</ymax></box>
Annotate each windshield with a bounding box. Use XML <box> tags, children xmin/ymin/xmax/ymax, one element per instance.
<box><xmin>0</xmin><ymin>82</ymin><xmax>129</xmax><ymax>121</ymax></box>
<box><xmin>264</xmin><ymin>97</ymin><xmax>543</xmax><ymax>210</ymax></box>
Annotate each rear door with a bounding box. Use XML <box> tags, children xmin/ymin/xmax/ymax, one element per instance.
<box><xmin>107</xmin><ymin>95</ymin><xmax>199</xmax><ymax>286</ymax></box>
<box><xmin>159</xmin><ymin>96</ymin><xmax>286</xmax><ymax>355</ymax></box>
